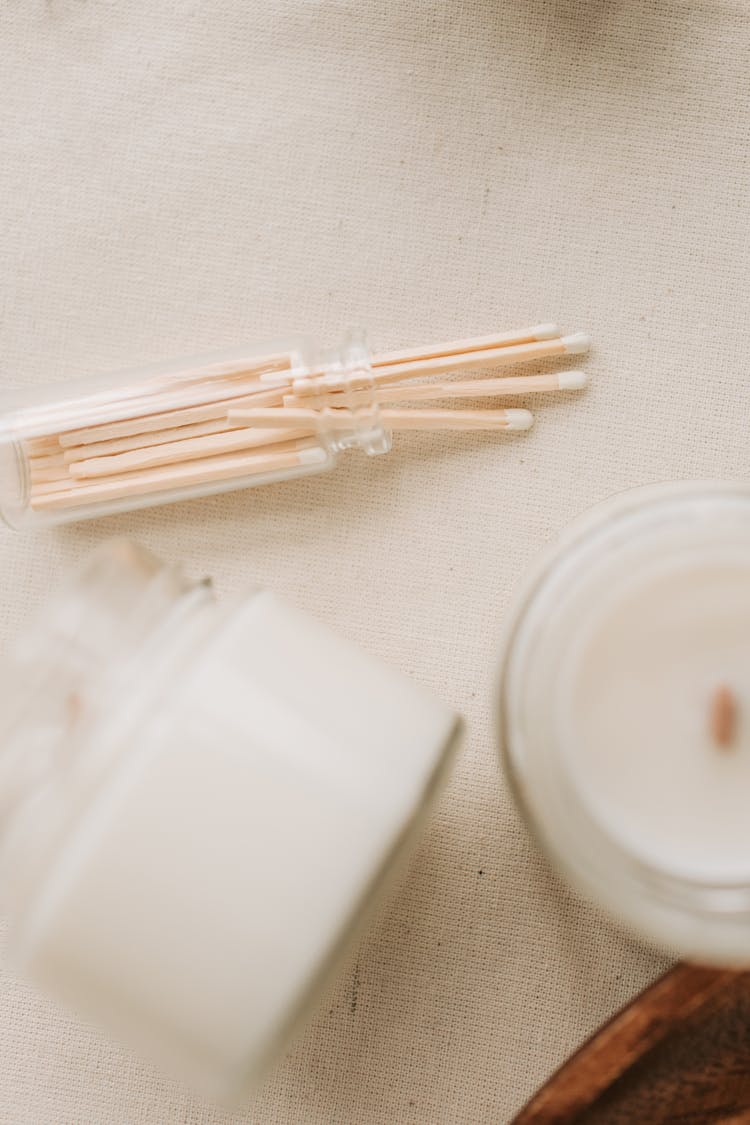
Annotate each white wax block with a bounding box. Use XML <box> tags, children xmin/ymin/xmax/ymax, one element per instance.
<box><xmin>221</xmin><ymin>592</ymin><xmax>458</xmax><ymax>815</ymax></box>
<box><xmin>17</xmin><ymin>591</ymin><xmax>460</xmax><ymax>1099</ymax></box>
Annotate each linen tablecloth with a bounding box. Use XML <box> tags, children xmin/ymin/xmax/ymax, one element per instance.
<box><xmin>1</xmin><ymin>1</ymin><xmax>748</xmax><ymax>1120</ymax></box>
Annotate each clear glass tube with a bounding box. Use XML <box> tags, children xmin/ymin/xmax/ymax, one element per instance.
<box><xmin>498</xmin><ymin>481</ymin><xmax>750</xmax><ymax>966</ymax></box>
<box><xmin>0</xmin><ymin>330</ymin><xmax>390</xmax><ymax>528</ymax></box>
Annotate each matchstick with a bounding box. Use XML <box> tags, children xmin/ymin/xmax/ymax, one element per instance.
<box><xmin>287</xmin><ymin>334</ymin><xmax>591</xmax><ymax>396</ymax></box>
<box><xmin>30</xmin><ymin>442</ymin><xmax>328</xmax><ymax>511</ymax></box>
<box><xmin>370</xmin><ymin>323</ymin><xmax>561</xmax><ymax>367</ymax></box>
<box><xmin>229</xmin><ymin>406</ymin><xmax>534</xmax><ymax>432</ymax></box>
<box><xmin>68</xmin><ymin>426</ymin><xmax>310</xmax><ymax>479</ymax></box>
<box><xmin>283</xmin><ymin>370</ymin><xmax>587</xmax><ymax>409</ymax></box>
<box><xmin>56</xmin><ymin>387</ymin><xmax>284</xmax><ymax>448</ymax></box>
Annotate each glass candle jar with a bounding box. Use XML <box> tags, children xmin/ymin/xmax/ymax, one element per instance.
<box><xmin>0</xmin><ymin>331</ymin><xmax>390</xmax><ymax>528</ymax></box>
<box><xmin>498</xmin><ymin>481</ymin><xmax>750</xmax><ymax>966</ymax></box>
<box><xmin>0</xmin><ymin>541</ymin><xmax>461</xmax><ymax>1100</ymax></box>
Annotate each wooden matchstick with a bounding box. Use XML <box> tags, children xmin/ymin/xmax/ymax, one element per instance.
<box><xmin>24</xmin><ymin>435</ymin><xmax>62</xmax><ymax>456</ymax></box>
<box><xmin>62</xmin><ymin>415</ymin><xmax>257</xmax><ymax>462</ymax></box>
<box><xmin>229</xmin><ymin>406</ymin><xmax>534</xmax><ymax>432</ymax></box>
<box><xmin>10</xmin><ymin>358</ymin><xmax>292</xmax><ymax>447</ymax></box>
<box><xmin>283</xmin><ymin>370</ymin><xmax>587</xmax><ymax>409</ymax></box>
<box><xmin>287</xmin><ymin>334</ymin><xmax>591</xmax><ymax>396</ymax></box>
<box><xmin>68</xmin><ymin>426</ymin><xmax>310</xmax><ymax>479</ymax></box>
<box><xmin>30</xmin><ymin>441</ymin><xmax>328</xmax><ymax>511</ymax></box>
<box><xmin>370</xmin><ymin>323</ymin><xmax>561</xmax><ymax>368</ymax></box>
<box><xmin>56</xmin><ymin>387</ymin><xmax>284</xmax><ymax>448</ymax></box>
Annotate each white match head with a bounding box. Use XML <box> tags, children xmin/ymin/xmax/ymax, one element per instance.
<box><xmin>531</xmin><ymin>322</ymin><xmax>561</xmax><ymax>340</ymax></box>
<box><xmin>561</xmin><ymin>332</ymin><xmax>592</xmax><ymax>355</ymax></box>
<box><xmin>506</xmin><ymin>409</ymin><xmax>534</xmax><ymax>431</ymax></box>
<box><xmin>558</xmin><ymin>369</ymin><xmax>588</xmax><ymax>390</ymax></box>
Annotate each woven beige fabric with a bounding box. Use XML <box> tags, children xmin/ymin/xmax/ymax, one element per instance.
<box><xmin>2</xmin><ymin>0</ymin><xmax>748</xmax><ymax>1120</ymax></box>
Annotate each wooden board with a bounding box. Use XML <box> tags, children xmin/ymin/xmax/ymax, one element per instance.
<box><xmin>511</xmin><ymin>964</ymin><xmax>750</xmax><ymax>1123</ymax></box>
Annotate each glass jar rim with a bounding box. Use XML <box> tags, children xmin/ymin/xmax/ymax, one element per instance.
<box><xmin>0</xmin><ymin>540</ymin><xmax>216</xmax><ymax>917</ymax></box>
<box><xmin>497</xmin><ymin>480</ymin><xmax>750</xmax><ymax>965</ymax></box>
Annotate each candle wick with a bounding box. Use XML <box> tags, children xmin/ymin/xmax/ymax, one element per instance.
<box><xmin>710</xmin><ymin>685</ymin><xmax>737</xmax><ymax>749</ymax></box>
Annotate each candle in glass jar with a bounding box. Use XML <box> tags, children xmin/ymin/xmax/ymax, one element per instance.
<box><xmin>499</xmin><ymin>483</ymin><xmax>750</xmax><ymax>964</ymax></box>
<box><xmin>0</xmin><ymin>541</ymin><xmax>462</xmax><ymax>1100</ymax></box>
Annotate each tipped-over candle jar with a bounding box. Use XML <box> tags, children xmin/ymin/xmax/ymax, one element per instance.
<box><xmin>498</xmin><ymin>482</ymin><xmax>750</xmax><ymax>966</ymax></box>
<box><xmin>0</xmin><ymin>541</ymin><xmax>460</xmax><ymax>1099</ymax></box>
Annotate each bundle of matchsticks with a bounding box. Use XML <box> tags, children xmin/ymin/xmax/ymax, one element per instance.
<box><xmin>21</xmin><ymin>323</ymin><xmax>590</xmax><ymax>515</ymax></box>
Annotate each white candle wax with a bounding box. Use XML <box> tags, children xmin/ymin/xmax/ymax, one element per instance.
<box><xmin>500</xmin><ymin>483</ymin><xmax>750</xmax><ymax>963</ymax></box>
<box><xmin>0</xmin><ymin>552</ymin><xmax>461</xmax><ymax>1101</ymax></box>
<box><xmin>561</xmin><ymin>558</ymin><xmax>750</xmax><ymax>881</ymax></box>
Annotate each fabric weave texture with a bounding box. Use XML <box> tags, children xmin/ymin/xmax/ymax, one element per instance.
<box><xmin>1</xmin><ymin>0</ymin><xmax>745</xmax><ymax>1120</ymax></box>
